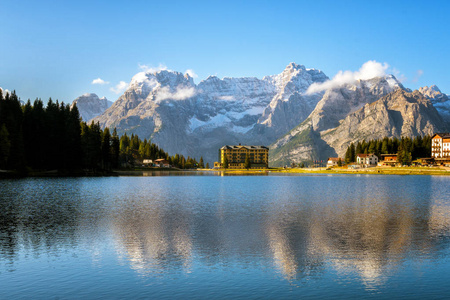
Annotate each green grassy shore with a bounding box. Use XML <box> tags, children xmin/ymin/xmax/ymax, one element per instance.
<box><xmin>209</xmin><ymin>166</ymin><xmax>450</xmax><ymax>176</ymax></box>
<box><xmin>2</xmin><ymin>166</ymin><xmax>449</xmax><ymax>178</ymax></box>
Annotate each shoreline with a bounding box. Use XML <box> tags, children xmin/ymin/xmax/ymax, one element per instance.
<box><xmin>1</xmin><ymin>166</ymin><xmax>449</xmax><ymax>178</ymax></box>
<box><xmin>205</xmin><ymin>166</ymin><xmax>450</xmax><ymax>176</ymax></box>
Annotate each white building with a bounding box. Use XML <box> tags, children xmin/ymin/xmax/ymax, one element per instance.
<box><xmin>356</xmin><ymin>153</ymin><xmax>378</xmax><ymax>165</ymax></box>
<box><xmin>327</xmin><ymin>157</ymin><xmax>341</xmax><ymax>167</ymax></box>
<box><xmin>431</xmin><ymin>133</ymin><xmax>450</xmax><ymax>161</ymax></box>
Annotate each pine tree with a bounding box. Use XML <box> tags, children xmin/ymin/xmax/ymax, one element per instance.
<box><xmin>0</xmin><ymin>124</ymin><xmax>11</xmax><ymax>169</ymax></box>
<box><xmin>223</xmin><ymin>155</ymin><xmax>228</xmax><ymax>169</ymax></box>
<box><xmin>381</xmin><ymin>138</ymin><xmax>389</xmax><ymax>154</ymax></box>
<box><xmin>111</xmin><ymin>128</ymin><xmax>120</xmax><ymax>169</ymax></box>
<box><xmin>206</xmin><ymin>162</ymin><xmax>210</xmax><ymax>169</ymax></box>
<box><xmin>345</xmin><ymin>145</ymin><xmax>351</xmax><ymax>164</ymax></box>
<box><xmin>199</xmin><ymin>156</ymin><xmax>204</xmax><ymax>168</ymax></box>
<box><xmin>65</xmin><ymin>104</ymin><xmax>82</xmax><ymax>170</ymax></box>
<box><xmin>355</xmin><ymin>142</ymin><xmax>362</xmax><ymax>156</ymax></box>
<box><xmin>244</xmin><ymin>153</ymin><xmax>251</xmax><ymax>169</ymax></box>
<box><xmin>368</xmin><ymin>140</ymin><xmax>376</xmax><ymax>154</ymax></box>
<box><xmin>101</xmin><ymin>127</ymin><xmax>111</xmax><ymax>170</ymax></box>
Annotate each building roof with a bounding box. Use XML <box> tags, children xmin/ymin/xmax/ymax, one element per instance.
<box><xmin>357</xmin><ymin>153</ymin><xmax>377</xmax><ymax>158</ymax></box>
<box><xmin>221</xmin><ymin>145</ymin><xmax>269</xmax><ymax>150</ymax></box>
<box><xmin>381</xmin><ymin>154</ymin><xmax>397</xmax><ymax>157</ymax></box>
<box><xmin>327</xmin><ymin>157</ymin><xmax>340</xmax><ymax>162</ymax></box>
<box><xmin>154</xmin><ymin>158</ymin><xmax>169</xmax><ymax>163</ymax></box>
<box><xmin>432</xmin><ymin>133</ymin><xmax>450</xmax><ymax>139</ymax></box>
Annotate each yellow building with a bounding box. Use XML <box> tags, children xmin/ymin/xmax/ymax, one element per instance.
<box><xmin>214</xmin><ymin>145</ymin><xmax>269</xmax><ymax>169</ymax></box>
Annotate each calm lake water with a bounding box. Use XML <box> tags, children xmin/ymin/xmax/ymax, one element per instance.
<box><xmin>1</xmin><ymin>174</ymin><xmax>450</xmax><ymax>299</ymax></box>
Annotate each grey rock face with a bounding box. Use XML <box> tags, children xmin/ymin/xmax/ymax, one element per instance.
<box><xmin>323</xmin><ymin>89</ymin><xmax>446</xmax><ymax>158</ymax></box>
<box><xmin>418</xmin><ymin>85</ymin><xmax>450</xmax><ymax>124</ymax></box>
<box><xmin>90</xmin><ymin>64</ymin><xmax>447</xmax><ymax>167</ymax></box>
<box><xmin>269</xmin><ymin>88</ymin><xmax>446</xmax><ymax>166</ymax></box>
<box><xmin>93</xmin><ymin>64</ymin><xmax>328</xmax><ymax>164</ymax></box>
<box><xmin>71</xmin><ymin>93</ymin><xmax>112</xmax><ymax>122</ymax></box>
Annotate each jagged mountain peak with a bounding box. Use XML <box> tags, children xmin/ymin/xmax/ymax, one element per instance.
<box><xmin>74</xmin><ymin>93</ymin><xmax>101</xmax><ymax>102</ymax></box>
<box><xmin>285</xmin><ymin>62</ymin><xmax>306</xmax><ymax>71</ymax></box>
<box><xmin>419</xmin><ymin>85</ymin><xmax>448</xmax><ymax>103</ymax></box>
<box><xmin>130</xmin><ymin>69</ymin><xmax>194</xmax><ymax>89</ymax></box>
<box><xmin>90</xmin><ymin>63</ymin><xmax>449</xmax><ymax>166</ymax></box>
<box><xmin>263</xmin><ymin>63</ymin><xmax>328</xmax><ymax>96</ymax></box>
<box><xmin>419</xmin><ymin>85</ymin><xmax>450</xmax><ymax>122</ymax></box>
<box><xmin>421</xmin><ymin>85</ymin><xmax>441</xmax><ymax>93</ymax></box>
<box><xmin>71</xmin><ymin>93</ymin><xmax>112</xmax><ymax>122</ymax></box>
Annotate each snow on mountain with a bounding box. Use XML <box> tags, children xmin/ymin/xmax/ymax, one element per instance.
<box><xmin>91</xmin><ymin>63</ymin><xmax>446</xmax><ymax>166</ymax></box>
<box><xmin>418</xmin><ymin>85</ymin><xmax>450</xmax><ymax>123</ymax></box>
<box><xmin>71</xmin><ymin>93</ymin><xmax>112</xmax><ymax>122</ymax></box>
<box><xmin>92</xmin><ymin>63</ymin><xmax>328</xmax><ymax>164</ymax></box>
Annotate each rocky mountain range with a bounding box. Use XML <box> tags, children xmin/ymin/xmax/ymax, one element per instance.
<box><xmin>73</xmin><ymin>63</ymin><xmax>450</xmax><ymax>166</ymax></box>
<box><xmin>71</xmin><ymin>93</ymin><xmax>112</xmax><ymax>122</ymax></box>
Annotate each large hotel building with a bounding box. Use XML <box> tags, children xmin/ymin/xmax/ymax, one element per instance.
<box><xmin>214</xmin><ymin>145</ymin><xmax>269</xmax><ymax>169</ymax></box>
<box><xmin>431</xmin><ymin>133</ymin><xmax>450</xmax><ymax>164</ymax></box>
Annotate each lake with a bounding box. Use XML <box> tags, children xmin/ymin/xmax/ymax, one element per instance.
<box><xmin>1</xmin><ymin>174</ymin><xmax>450</xmax><ymax>299</ymax></box>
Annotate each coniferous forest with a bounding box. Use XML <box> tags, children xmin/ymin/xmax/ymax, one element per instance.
<box><xmin>0</xmin><ymin>90</ymin><xmax>204</xmax><ymax>174</ymax></box>
<box><xmin>344</xmin><ymin>136</ymin><xmax>432</xmax><ymax>165</ymax></box>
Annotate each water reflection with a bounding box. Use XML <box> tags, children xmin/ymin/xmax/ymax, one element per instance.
<box><xmin>1</xmin><ymin>176</ymin><xmax>450</xmax><ymax>289</ymax></box>
<box><xmin>0</xmin><ymin>179</ymin><xmax>81</xmax><ymax>267</ymax></box>
<box><xmin>112</xmin><ymin>199</ymin><xmax>193</xmax><ymax>274</ymax></box>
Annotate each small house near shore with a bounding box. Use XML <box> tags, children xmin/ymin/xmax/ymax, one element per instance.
<box><xmin>154</xmin><ymin>159</ymin><xmax>170</xmax><ymax>168</ymax></box>
<box><xmin>327</xmin><ymin>157</ymin><xmax>341</xmax><ymax>167</ymax></box>
<box><xmin>143</xmin><ymin>159</ymin><xmax>153</xmax><ymax>165</ymax></box>
<box><xmin>379</xmin><ymin>154</ymin><xmax>398</xmax><ymax>166</ymax></box>
<box><xmin>356</xmin><ymin>153</ymin><xmax>378</xmax><ymax>165</ymax></box>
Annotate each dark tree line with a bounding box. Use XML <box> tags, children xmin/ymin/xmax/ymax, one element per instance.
<box><xmin>0</xmin><ymin>90</ymin><xmax>204</xmax><ymax>172</ymax></box>
<box><xmin>344</xmin><ymin>136</ymin><xmax>432</xmax><ymax>165</ymax></box>
<box><xmin>117</xmin><ymin>133</ymin><xmax>204</xmax><ymax>169</ymax></box>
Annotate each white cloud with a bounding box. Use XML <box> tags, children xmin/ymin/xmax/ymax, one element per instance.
<box><xmin>91</xmin><ymin>78</ymin><xmax>110</xmax><ymax>85</ymax></box>
<box><xmin>306</xmin><ymin>60</ymin><xmax>390</xmax><ymax>95</ymax></box>
<box><xmin>412</xmin><ymin>69</ymin><xmax>424</xmax><ymax>83</ymax></box>
<box><xmin>110</xmin><ymin>81</ymin><xmax>129</xmax><ymax>94</ymax></box>
<box><xmin>185</xmin><ymin>69</ymin><xmax>198</xmax><ymax>79</ymax></box>
<box><xmin>155</xmin><ymin>85</ymin><xmax>196</xmax><ymax>102</ymax></box>
<box><xmin>139</xmin><ymin>63</ymin><xmax>168</xmax><ymax>73</ymax></box>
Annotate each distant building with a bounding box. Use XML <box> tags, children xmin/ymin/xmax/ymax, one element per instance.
<box><xmin>380</xmin><ymin>154</ymin><xmax>398</xmax><ymax>166</ymax></box>
<box><xmin>327</xmin><ymin>157</ymin><xmax>341</xmax><ymax>167</ymax></box>
<box><xmin>356</xmin><ymin>153</ymin><xmax>378</xmax><ymax>165</ymax></box>
<box><xmin>214</xmin><ymin>145</ymin><xmax>269</xmax><ymax>169</ymax></box>
<box><xmin>143</xmin><ymin>159</ymin><xmax>153</xmax><ymax>165</ymax></box>
<box><xmin>431</xmin><ymin>133</ymin><xmax>450</xmax><ymax>164</ymax></box>
<box><xmin>154</xmin><ymin>158</ymin><xmax>170</xmax><ymax>168</ymax></box>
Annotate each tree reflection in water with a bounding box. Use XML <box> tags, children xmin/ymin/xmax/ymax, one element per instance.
<box><xmin>1</xmin><ymin>175</ymin><xmax>450</xmax><ymax>291</ymax></box>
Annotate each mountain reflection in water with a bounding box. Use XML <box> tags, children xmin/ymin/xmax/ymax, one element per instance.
<box><xmin>1</xmin><ymin>175</ymin><xmax>450</xmax><ymax>296</ymax></box>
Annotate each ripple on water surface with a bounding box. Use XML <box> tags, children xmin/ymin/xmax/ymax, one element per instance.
<box><xmin>1</xmin><ymin>175</ymin><xmax>450</xmax><ymax>299</ymax></box>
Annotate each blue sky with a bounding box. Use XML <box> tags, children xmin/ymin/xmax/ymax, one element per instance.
<box><xmin>1</xmin><ymin>0</ymin><xmax>449</xmax><ymax>103</ymax></box>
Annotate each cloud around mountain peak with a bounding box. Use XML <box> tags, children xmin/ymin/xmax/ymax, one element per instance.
<box><xmin>306</xmin><ymin>60</ymin><xmax>389</xmax><ymax>95</ymax></box>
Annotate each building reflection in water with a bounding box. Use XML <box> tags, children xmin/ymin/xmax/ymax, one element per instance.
<box><xmin>2</xmin><ymin>176</ymin><xmax>450</xmax><ymax>289</ymax></box>
<box><xmin>106</xmin><ymin>176</ymin><xmax>450</xmax><ymax>287</ymax></box>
